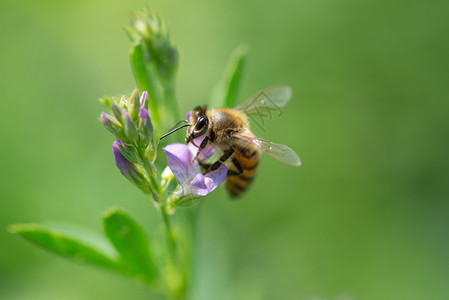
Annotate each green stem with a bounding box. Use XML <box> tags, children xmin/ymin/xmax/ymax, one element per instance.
<box><xmin>138</xmin><ymin>147</ymin><xmax>183</xmax><ymax>294</ymax></box>
<box><xmin>160</xmin><ymin>193</ymin><xmax>188</xmax><ymax>299</ymax></box>
<box><xmin>139</xmin><ymin>146</ymin><xmax>176</xmax><ymax>251</ymax></box>
<box><xmin>164</xmin><ymin>79</ymin><xmax>179</xmax><ymax>120</ymax></box>
<box><xmin>137</xmin><ymin>146</ymin><xmax>185</xmax><ymax>298</ymax></box>
<box><xmin>159</xmin><ymin>79</ymin><xmax>179</xmax><ymax>133</ymax></box>
<box><xmin>136</xmin><ymin>147</ymin><xmax>159</xmax><ymax>202</ymax></box>
<box><xmin>160</xmin><ymin>200</ymin><xmax>176</xmax><ymax>252</ymax></box>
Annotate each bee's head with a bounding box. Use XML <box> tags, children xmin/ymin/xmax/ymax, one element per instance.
<box><xmin>186</xmin><ymin>106</ymin><xmax>209</xmax><ymax>143</ymax></box>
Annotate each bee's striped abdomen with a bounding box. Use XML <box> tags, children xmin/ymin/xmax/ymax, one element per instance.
<box><xmin>225</xmin><ymin>145</ymin><xmax>260</xmax><ymax>198</ymax></box>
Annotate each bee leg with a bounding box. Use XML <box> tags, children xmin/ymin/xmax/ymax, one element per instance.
<box><xmin>199</xmin><ymin>162</ymin><xmax>211</xmax><ymax>170</ymax></box>
<box><xmin>222</xmin><ymin>157</ymin><xmax>244</xmax><ymax>177</ymax></box>
<box><xmin>204</xmin><ymin>148</ymin><xmax>234</xmax><ymax>174</ymax></box>
<box><xmin>192</xmin><ymin>136</ymin><xmax>209</xmax><ymax>162</ymax></box>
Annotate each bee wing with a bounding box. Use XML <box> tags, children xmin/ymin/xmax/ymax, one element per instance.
<box><xmin>234</xmin><ymin>86</ymin><xmax>292</xmax><ymax>114</ymax></box>
<box><xmin>232</xmin><ymin>133</ymin><xmax>301</xmax><ymax>166</ymax></box>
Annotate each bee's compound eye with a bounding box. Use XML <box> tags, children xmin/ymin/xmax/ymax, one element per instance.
<box><xmin>195</xmin><ymin>117</ymin><xmax>207</xmax><ymax>130</ymax></box>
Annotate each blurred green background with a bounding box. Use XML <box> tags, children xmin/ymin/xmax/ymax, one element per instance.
<box><xmin>1</xmin><ymin>0</ymin><xmax>448</xmax><ymax>299</ymax></box>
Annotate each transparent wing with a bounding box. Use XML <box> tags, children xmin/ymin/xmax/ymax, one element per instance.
<box><xmin>232</xmin><ymin>133</ymin><xmax>301</xmax><ymax>166</ymax></box>
<box><xmin>234</xmin><ymin>86</ymin><xmax>292</xmax><ymax>131</ymax></box>
<box><xmin>235</xmin><ymin>86</ymin><xmax>292</xmax><ymax>113</ymax></box>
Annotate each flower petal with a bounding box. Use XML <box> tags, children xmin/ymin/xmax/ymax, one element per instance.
<box><xmin>181</xmin><ymin>164</ymin><xmax>227</xmax><ymax>198</ymax></box>
<box><xmin>188</xmin><ymin>173</ymin><xmax>210</xmax><ymax>197</ymax></box>
<box><xmin>163</xmin><ymin>143</ymin><xmax>199</xmax><ymax>186</ymax></box>
<box><xmin>164</xmin><ymin>135</ymin><xmax>229</xmax><ymax>200</ymax></box>
<box><xmin>112</xmin><ymin>140</ymin><xmax>138</xmax><ymax>181</ymax></box>
<box><xmin>203</xmin><ymin>164</ymin><xmax>228</xmax><ymax>192</ymax></box>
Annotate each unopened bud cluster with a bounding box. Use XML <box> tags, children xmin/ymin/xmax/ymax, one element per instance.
<box><xmin>100</xmin><ymin>90</ymin><xmax>158</xmax><ymax>200</ymax></box>
<box><xmin>126</xmin><ymin>9</ymin><xmax>178</xmax><ymax>82</ymax></box>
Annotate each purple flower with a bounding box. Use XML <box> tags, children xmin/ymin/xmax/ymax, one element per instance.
<box><xmin>112</xmin><ymin>140</ymin><xmax>139</xmax><ymax>181</ymax></box>
<box><xmin>163</xmin><ymin>141</ymin><xmax>227</xmax><ymax>198</ymax></box>
<box><xmin>112</xmin><ymin>140</ymin><xmax>151</xmax><ymax>194</ymax></box>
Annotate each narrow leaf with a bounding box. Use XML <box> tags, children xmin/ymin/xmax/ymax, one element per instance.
<box><xmin>211</xmin><ymin>45</ymin><xmax>248</xmax><ymax>108</ymax></box>
<box><xmin>9</xmin><ymin>223</ymin><xmax>120</xmax><ymax>271</ymax></box>
<box><xmin>103</xmin><ymin>207</ymin><xmax>157</xmax><ymax>283</ymax></box>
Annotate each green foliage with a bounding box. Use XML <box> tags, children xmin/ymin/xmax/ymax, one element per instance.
<box><xmin>130</xmin><ymin>41</ymin><xmax>160</xmax><ymax>127</ymax></box>
<box><xmin>126</xmin><ymin>8</ymin><xmax>178</xmax><ymax>82</ymax></box>
<box><xmin>8</xmin><ymin>223</ymin><xmax>120</xmax><ymax>271</ymax></box>
<box><xmin>103</xmin><ymin>207</ymin><xmax>157</xmax><ymax>283</ymax></box>
<box><xmin>7</xmin><ymin>7</ymin><xmax>257</xmax><ymax>300</ymax></box>
<box><xmin>9</xmin><ymin>8</ymin><xmax>254</xmax><ymax>299</ymax></box>
<box><xmin>211</xmin><ymin>44</ymin><xmax>248</xmax><ymax>108</ymax></box>
<box><xmin>3</xmin><ymin>1</ymin><xmax>449</xmax><ymax>299</ymax></box>
<box><xmin>10</xmin><ymin>209</ymin><xmax>159</xmax><ymax>284</ymax></box>
<box><xmin>127</xmin><ymin>9</ymin><xmax>179</xmax><ymax>134</ymax></box>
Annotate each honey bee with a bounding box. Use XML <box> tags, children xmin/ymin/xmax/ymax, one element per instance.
<box><xmin>160</xmin><ymin>86</ymin><xmax>301</xmax><ymax>197</ymax></box>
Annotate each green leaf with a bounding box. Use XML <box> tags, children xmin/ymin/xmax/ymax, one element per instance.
<box><xmin>9</xmin><ymin>223</ymin><xmax>120</xmax><ymax>271</ymax></box>
<box><xmin>129</xmin><ymin>40</ymin><xmax>160</xmax><ymax>127</ymax></box>
<box><xmin>103</xmin><ymin>207</ymin><xmax>157</xmax><ymax>283</ymax></box>
<box><xmin>211</xmin><ymin>45</ymin><xmax>248</xmax><ymax>108</ymax></box>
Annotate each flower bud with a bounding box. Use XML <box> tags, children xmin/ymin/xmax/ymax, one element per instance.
<box><xmin>110</xmin><ymin>98</ymin><xmax>123</xmax><ymax>123</ymax></box>
<box><xmin>146</xmin><ymin>140</ymin><xmax>157</xmax><ymax>163</ymax></box>
<box><xmin>112</xmin><ymin>140</ymin><xmax>152</xmax><ymax>194</ymax></box>
<box><xmin>127</xmin><ymin>9</ymin><xmax>178</xmax><ymax>81</ymax></box>
<box><xmin>119</xmin><ymin>95</ymin><xmax>127</xmax><ymax>108</ymax></box>
<box><xmin>123</xmin><ymin>111</ymin><xmax>139</xmax><ymax>144</ymax></box>
<box><xmin>114</xmin><ymin>143</ymin><xmax>140</xmax><ymax>164</ymax></box>
<box><xmin>128</xmin><ymin>88</ymin><xmax>140</xmax><ymax>121</ymax></box>
<box><xmin>100</xmin><ymin>112</ymin><xmax>126</xmax><ymax>141</ymax></box>
<box><xmin>140</xmin><ymin>91</ymin><xmax>149</xmax><ymax>110</ymax></box>
<box><xmin>160</xmin><ymin>166</ymin><xmax>175</xmax><ymax>189</ymax></box>
<box><xmin>139</xmin><ymin>107</ymin><xmax>153</xmax><ymax>147</ymax></box>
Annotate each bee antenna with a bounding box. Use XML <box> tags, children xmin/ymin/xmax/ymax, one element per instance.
<box><xmin>167</xmin><ymin>119</ymin><xmax>189</xmax><ymax>131</ymax></box>
<box><xmin>159</xmin><ymin>120</ymin><xmax>190</xmax><ymax>141</ymax></box>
